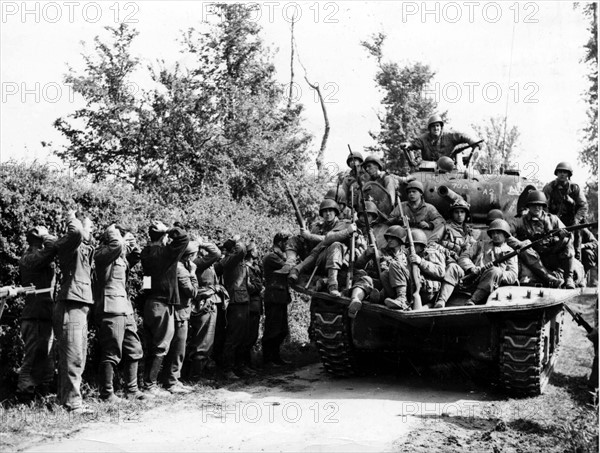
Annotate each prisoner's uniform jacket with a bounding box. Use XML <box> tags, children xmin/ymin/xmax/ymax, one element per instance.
<box><xmin>458</xmin><ymin>239</ymin><xmax>518</xmax><ymax>295</ymax></box>
<box><xmin>215</xmin><ymin>241</ymin><xmax>249</xmax><ymax>372</ymax></box>
<box><xmin>140</xmin><ymin>227</ymin><xmax>189</xmax><ymax>388</ymax></box>
<box><xmin>262</xmin><ymin>246</ymin><xmax>291</xmax><ymax>363</ymax></box>
<box><xmin>189</xmin><ymin>242</ymin><xmax>223</xmax><ymax>378</ymax></box>
<box><xmin>18</xmin><ymin>235</ymin><xmax>57</xmax><ymax>395</ymax></box>
<box><xmin>94</xmin><ymin>228</ymin><xmax>143</xmax><ymax>372</ymax></box>
<box><xmin>242</xmin><ymin>261</ymin><xmax>263</xmax><ymax>366</ymax></box>
<box><xmin>53</xmin><ymin>217</ymin><xmax>95</xmax><ymax>410</ymax></box>
<box><xmin>388</xmin><ymin>201</ymin><xmax>444</xmax><ymax>231</ymax></box>
<box><xmin>510</xmin><ymin>211</ymin><xmax>574</xmax><ymax>275</ymax></box>
<box><xmin>407</xmin><ymin>129</ymin><xmax>481</xmax><ymax>167</ymax></box>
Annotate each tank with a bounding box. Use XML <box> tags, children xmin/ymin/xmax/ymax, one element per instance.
<box><xmin>294</xmin><ymin>161</ymin><xmax>594</xmax><ymax>396</ymax></box>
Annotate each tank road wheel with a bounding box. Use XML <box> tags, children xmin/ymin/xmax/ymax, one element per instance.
<box><xmin>311</xmin><ymin>309</ymin><xmax>360</xmax><ymax>377</ymax></box>
<box><xmin>499</xmin><ymin>311</ymin><xmax>563</xmax><ymax>395</ymax></box>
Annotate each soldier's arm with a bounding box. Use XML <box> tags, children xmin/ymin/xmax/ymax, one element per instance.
<box><xmin>166</xmin><ymin>227</ymin><xmax>190</xmax><ymax>263</ymax></box>
<box><xmin>542</xmin><ymin>183</ymin><xmax>552</xmax><ymax>200</ymax></box>
<box><xmin>425</xmin><ymin>205</ymin><xmax>444</xmax><ymax>230</ymax></box>
<box><xmin>263</xmin><ymin>252</ymin><xmax>285</xmax><ymax>272</ymax></box>
<box><xmin>220</xmin><ymin>241</ymin><xmax>246</xmax><ymax>270</ymax></box>
<box><xmin>457</xmin><ymin>242</ymin><xmax>478</xmax><ymax>272</ymax></box>
<box><xmin>19</xmin><ymin>235</ymin><xmax>58</xmax><ymax>270</ymax></box>
<box><xmin>573</xmin><ymin>185</ymin><xmax>589</xmax><ymax>223</ymax></box>
<box><xmin>303</xmin><ymin>225</ymin><xmax>326</xmax><ymax>244</ymax></box>
<box><xmin>95</xmin><ymin>228</ymin><xmax>124</xmax><ymax>268</ymax></box>
<box><xmin>55</xmin><ymin>216</ymin><xmax>85</xmax><ymax>253</ymax></box>
<box><xmin>428</xmin><ymin>223</ymin><xmax>445</xmax><ymax>245</ymax></box>
<box><xmin>450</xmin><ymin>130</ymin><xmax>481</xmax><ymax>148</ymax></box>
<box><xmin>194</xmin><ymin>241</ymin><xmax>222</xmax><ymax>274</ymax></box>
<box><xmin>177</xmin><ymin>262</ymin><xmax>198</xmax><ymax>300</ymax></box>
<box><xmin>504</xmin><ymin>253</ymin><xmax>519</xmax><ymax>282</ymax></box>
<box><xmin>322</xmin><ymin>223</ymin><xmax>355</xmax><ymax>246</ymax></box>
<box><xmin>383</xmin><ymin>174</ymin><xmax>396</xmax><ymax>203</ymax></box>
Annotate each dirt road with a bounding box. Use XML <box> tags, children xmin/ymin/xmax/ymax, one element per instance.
<box><xmin>16</xmin><ymin>301</ymin><xmax>598</xmax><ymax>453</ymax></box>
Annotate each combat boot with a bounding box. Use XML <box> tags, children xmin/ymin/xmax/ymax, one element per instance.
<box><xmin>466</xmin><ymin>288</ymin><xmax>490</xmax><ymax>306</ymax></box>
<box><xmin>123</xmin><ymin>361</ymin><xmax>149</xmax><ymax>400</ymax></box>
<box><xmin>348</xmin><ymin>288</ymin><xmax>366</xmax><ymax>319</ymax></box>
<box><xmin>328</xmin><ymin>269</ymin><xmax>341</xmax><ymax>297</ymax></box>
<box><xmin>144</xmin><ymin>356</ymin><xmax>171</xmax><ymax>397</ymax></box>
<box><xmin>99</xmin><ymin>362</ymin><xmax>122</xmax><ymax>404</ymax></box>
<box><xmin>384</xmin><ymin>286</ymin><xmax>409</xmax><ymax>310</ymax></box>
<box><xmin>524</xmin><ymin>256</ymin><xmax>563</xmax><ymax>287</ymax></box>
<box><xmin>433</xmin><ymin>282</ymin><xmax>455</xmax><ymax>309</ymax></box>
<box><xmin>564</xmin><ymin>272</ymin><xmax>576</xmax><ymax>289</ymax></box>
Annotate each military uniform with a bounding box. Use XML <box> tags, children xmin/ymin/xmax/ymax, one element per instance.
<box><xmin>242</xmin><ymin>259</ymin><xmax>263</xmax><ymax>367</ymax></box>
<box><xmin>140</xmin><ymin>226</ymin><xmax>189</xmax><ymax>390</ymax></box>
<box><xmin>429</xmin><ymin>220</ymin><xmax>476</xmax><ymax>261</ymax></box>
<box><xmin>53</xmin><ymin>216</ymin><xmax>94</xmax><ymax>410</ymax></box>
<box><xmin>94</xmin><ymin>227</ymin><xmax>143</xmax><ymax>400</ymax></box>
<box><xmin>18</xmin><ymin>231</ymin><xmax>57</xmax><ymax>397</ymax></box>
<box><xmin>408</xmin><ymin>129</ymin><xmax>480</xmax><ymax>167</ymax></box>
<box><xmin>459</xmin><ymin>239</ymin><xmax>518</xmax><ymax>304</ymax></box>
<box><xmin>511</xmin><ymin>211</ymin><xmax>575</xmax><ymax>283</ymax></box>
<box><xmin>285</xmin><ymin>217</ymin><xmax>340</xmax><ymax>268</ymax></box>
<box><xmin>352</xmin><ymin>245</ymin><xmax>409</xmax><ymax>303</ymax></box>
<box><xmin>388</xmin><ymin>201</ymin><xmax>444</xmax><ymax>231</ymax></box>
<box><xmin>543</xmin><ymin>180</ymin><xmax>588</xmax><ymax>227</ymax></box>
<box><xmin>262</xmin><ymin>246</ymin><xmax>291</xmax><ymax>364</ymax></box>
<box><xmin>189</xmin><ymin>242</ymin><xmax>223</xmax><ymax>379</ymax></box>
<box><xmin>215</xmin><ymin>240</ymin><xmax>249</xmax><ymax>375</ymax></box>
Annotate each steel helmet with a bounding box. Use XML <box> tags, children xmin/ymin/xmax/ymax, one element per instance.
<box><xmin>448</xmin><ymin>198</ymin><xmax>471</xmax><ymax>215</ymax></box>
<box><xmin>554</xmin><ymin>161</ymin><xmax>573</xmax><ymax>177</ymax></box>
<box><xmin>346</xmin><ymin>151</ymin><xmax>364</xmax><ymax>166</ymax></box>
<box><xmin>274</xmin><ymin>231</ymin><xmax>291</xmax><ymax>244</ymax></box>
<box><xmin>324</xmin><ymin>187</ymin><xmax>347</xmax><ymax>204</ymax></box>
<box><xmin>525</xmin><ymin>190</ymin><xmax>548</xmax><ymax>206</ymax></box>
<box><xmin>487</xmin><ymin>209</ymin><xmax>504</xmax><ymax>223</ymax></box>
<box><xmin>437</xmin><ymin>156</ymin><xmax>455</xmax><ymax>172</ymax></box>
<box><xmin>363</xmin><ymin>155</ymin><xmax>384</xmax><ymax>171</ymax></box>
<box><xmin>358</xmin><ymin>200</ymin><xmax>379</xmax><ymax>216</ymax></box>
<box><xmin>411</xmin><ymin>229</ymin><xmax>428</xmax><ymax>245</ymax></box>
<box><xmin>384</xmin><ymin>225</ymin><xmax>407</xmax><ymax>243</ymax></box>
<box><xmin>406</xmin><ymin>180</ymin><xmax>424</xmax><ymax>194</ymax></box>
<box><xmin>427</xmin><ymin>114</ymin><xmax>444</xmax><ymax>128</ymax></box>
<box><xmin>319</xmin><ymin>198</ymin><xmax>340</xmax><ymax>216</ymax></box>
<box><xmin>487</xmin><ymin>219</ymin><xmax>512</xmax><ymax>238</ymax></box>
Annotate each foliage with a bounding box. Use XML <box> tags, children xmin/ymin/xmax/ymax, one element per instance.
<box><xmin>51</xmin><ymin>5</ymin><xmax>314</xmax><ymax>213</ymax></box>
<box><xmin>471</xmin><ymin>116</ymin><xmax>521</xmax><ymax>173</ymax></box>
<box><xmin>361</xmin><ymin>32</ymin><xmax>438</xmax><ymax>175</ymax></box>
<box><xmin>0</xmin><ymin>162</ymin><xmax>300</xmax><ymax>392</ymax></box>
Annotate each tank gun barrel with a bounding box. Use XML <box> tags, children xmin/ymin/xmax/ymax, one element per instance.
<box><xmin>437</xmin><ymin>185</ymin><xmax>465</xmax><ymax>203</ymax></box>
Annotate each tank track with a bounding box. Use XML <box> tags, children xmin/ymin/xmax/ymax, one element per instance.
<box><xmin>499</xmin><ymin>311</ymin><xmax>563</xmax><ymax>395</ymax></box>
<box><xmin>311</xmin><ymin>309</ymin><xmax>360</xmax><ymax>377</ymax></box>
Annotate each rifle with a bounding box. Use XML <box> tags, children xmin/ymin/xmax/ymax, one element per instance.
<box><xmin>284</xmin><ymin>182</ymin><xmax>306</xmax><ymax>230</ymax></box>
<box><xmin>0</xmin><ymin>285</ymin><xmax>52</xmax><ymax>320</ymax></box>
<box><xmin>563</xmin><ymin>303</ymin><xmax>594</xmax><ymax>334</ymax></box>
<box><xmin>346</xmin><ymin>185</ymin><xmax>356</xmax><ymax>291</ymax></box>
<box><xmin>461</xmin><ymin>221</ymin><xmax>598</xmax><ymax>287</ymax></box>
<box><xmin>348</xmin><ymin>144</ymin><xmax>382</xmax><ymax>279</ymax></box>
<box><xmin>396</xmin><ymin>196</ymin><xmax>423</xmax><ymax>310</ymax></box>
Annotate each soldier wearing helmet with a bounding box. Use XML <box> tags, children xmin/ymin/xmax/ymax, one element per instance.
<box><xmin>543</xmin><ymin>161</ymin><xmax>588</xmax><ymax>255</ymax></box>
<box><xmin>458</xmin><ymin>219</ymin><xmax>518</xmax><ymax>305</ymax></box>
<box><xmin>325</xmin><ymin>187</ymin><xmax>352</xmax><ymax>221</ymax></box>
<box><xmin>17</xmin><ymin>225</ymin><xmax>57</xmax><ymax>401</ymax></box>
<box><xmin>511</xmin><ymin>190</ymin><xmax>576</xmax><ymax>289</ymax></box>
<box><xmin>388</xmin><ymin>180</ymin><xmax>443</xmax><ymax>232</ymax></box>
<box><xmin>429</xmin><ymin>197</ymin><xmax>476</xmax><ymax>262</ymax></box>
<box><xmin>288</xmin><ymin>199</ymin><xmax>358</xmax><ymax>297</ymax></box>
<box><xmin>262</xmin><ymin>232</ymin><xmax>293</xmax><ymax>367</ymax></box>
<box><xmin>401</xmin><ymin>114</ymin><xmax>483</xmax><ymax>170</ymax></box>
<box><xmin>407</xmin><ymin>229</ymin><xmax>464</xmax><ymax>309</ymax></box>
<box><xmin>339</xmin><ymin>151</ymin><xmax>370</xmax><ymax>207</ymax></box>
<box><xmin>363</xmin><ymin>154</ymin><xmax>397</xmax><ymax>203</ymax></box>
<box><xmin>348</xmin><ymin>225</ymin><xmax>410</xmax><ymax>316</ymax></box>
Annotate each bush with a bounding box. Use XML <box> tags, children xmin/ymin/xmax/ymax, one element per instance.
<box><xmin>0</xmin><ymin>162</ymin><xmax>307</xmax><ymax>393</ymax></box>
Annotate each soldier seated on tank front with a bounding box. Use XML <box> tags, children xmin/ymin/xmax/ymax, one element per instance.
<box><xmin>458</xmin><ymin>220</ymin><xmax>518</xmax><ymax>305</ymax></box>
<box><xmin>429</xmin><ymin>198</ymin><xmax>476</xmax><ymax>262</ymax></box>
<box><xmin>362</xmin><ymin>155</ymin><xmax>397</xmax><ymax>202</ymax></box>
<box><xmin>408</xmin><ymin>229</ymin><xmax>463</xmax><ymax>309</ymax></box>
<box><xmin>511</xmin><ymin>190</ymin><xmax>576</xmax><ymax>289</ymax></box>
<box><xmin>387</xmin><ymin>180</ymin><xmax>443</xmax><ymax>232</ymax></box>
<box><xmin>324</xmin><ymin>187</ymin><xmax>352</xmax><ymax>221</ymax></box>
<box><xmin>348</xmin><ymin>226</ymin><xmax>410</xmax><ymax>318</ymax></box>
<box><xmin>288</xmin><ymin>200</ymin><xmax>357</xmax><ymax>296</ymax></box>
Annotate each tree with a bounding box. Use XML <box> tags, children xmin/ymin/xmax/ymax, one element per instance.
<box><xmin>471</xmin><ymin>116</ymin><xmax>520</xmax><ymax>173</ymax></box>
<box><xmin>362</xmin><ymin>33</ymin><xmax>438</xmax><ymax>175</ymax></box>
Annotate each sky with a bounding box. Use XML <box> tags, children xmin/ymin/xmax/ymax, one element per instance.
<box><xmin>0</xmin><ymin>1</ymin><xmax>595</xmax><ymax>184</ymax></box>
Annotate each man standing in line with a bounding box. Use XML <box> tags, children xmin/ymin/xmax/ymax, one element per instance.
<box><xmin>95</xmin><ymin>224</ymin><xmax>145</xmax><ymax>402</ymax></box>
<box><xmin>53</xmin><ymin>210</ymin><xmax>95</xmax><ymax>412</ymax></box>
<box><xmin>17</xmin><ymin>226</ymin><xmax>57</xmax><ymax>401</ymax></box>
<box><xmin>141</xmin><ymin>221</ymin><xmax>189</xmax><ymax>395</ymax></box>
